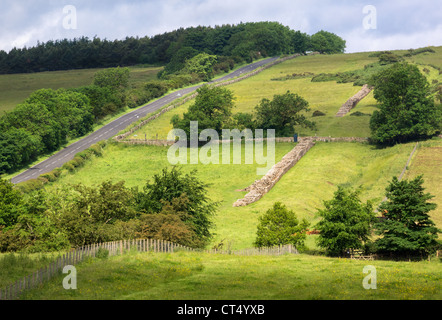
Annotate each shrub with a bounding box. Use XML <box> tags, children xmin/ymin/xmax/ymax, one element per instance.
<box><xmin>15</xmin><ymin>179</ymin><xmax>45</xmax><ymax>194</ymax></box>
<box><xmin>312</xmin><ymin>110</ymin><xmax>326</xmax><ymax>117</ymax></box>
<box><xmin>254</xmin><ymin>202</ymin><xmax>310</xmax><ymax>249</ymax></box>
<box><xmin>350</xmin><ymin>111</ymin><xmax>371</xmax><ymax>117</ymax></box>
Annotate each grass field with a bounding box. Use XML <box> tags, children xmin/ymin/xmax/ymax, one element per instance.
<box><xmin>2</xmin><ymin>48</ymin><xmax>442</xmax><ymax>301</ymax></box>
<box><xmin>127</xmin><ymin>52</ymin><xmax>381</xmax><ymax>140</ymax></box>
<box><xmin>127</xmin><ymin>47</ymin><xmax>442</xmax><ymax>141</ymax></box>
<box><xmin>43</xmin><ymin>139</ymin><xmax>426</xmax><ymax>250</ymax></box>
<box><xmin>18</xmin><ymin>250</ymin><xmax>442</xmax><ymax>300</ymax></box>
<box><xmin>403</xmin><ymin>139</ymin><xmax>442</xmax><ymax>228</ymax></box>
<box><xmin>0</xmin><ymin>65</ymin><xmax>163</xmax><ymax>113</ymax></box>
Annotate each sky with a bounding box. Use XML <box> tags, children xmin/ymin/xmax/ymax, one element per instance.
<box><xmin>0</xmin><ymin>0</ymin><xmax>441</xmax><ymax>53</ymax></box>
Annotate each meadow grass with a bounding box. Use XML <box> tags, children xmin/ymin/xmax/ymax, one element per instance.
<box><xmin>0</xmin><ymin>252</ymin><xmax>63</xmax><ymax>288</ymax></box>
<box><xmin>128</xmin><ymin>48</ymin><xmax>442</xmax><ymax>141</ymax></box>
<box><xmin>402</xmin><ymin>139</ymin><xmax>442</xmax><ymax>228</ymax></box>
<box><xmin>128</xmin><ymin>52</ymin><xmax>381</xmax><ymax>140</ymax></box>
<box><xmin>44</xmin><ymin>140</ymin><xmax>422</xmax><ymax>250</ymax></box>
<box><xmin>20</xmin><ymin>250</ymin><xmax>442</xmax><ymax>300</ymax></box>
<box><xmin>0</xmin><ymin>65</ymin><xmax>163</xmax><ymax>113</ymax></box>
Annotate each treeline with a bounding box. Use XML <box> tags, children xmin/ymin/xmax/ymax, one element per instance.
<box><xmin>0</xmin><ymin>68</ymin><xmax>130</xmax><ymax>174</ymax></box>
<box><xmin>0</xmin><ymin>22</ymin><xmax>346</xmax><ymax>75</ymax></box>
<box><xmin>0</xmin><ymin>167</ymin><xmax>217</xmax><ymax>253</ymax></box>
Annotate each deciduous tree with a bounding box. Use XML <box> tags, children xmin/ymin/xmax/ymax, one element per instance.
<box><xmin>255</xmin><ymin>202</ymin><xmax>310</xmax><ymax>249</ymax></box>
<box><xmin>315</xmin><ymin>187</ymin><xmax>375</xmax><ymax>256</ymax></box>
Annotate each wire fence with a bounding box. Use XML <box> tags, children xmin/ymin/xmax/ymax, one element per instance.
<box><xmin>0</xmin><ymin>239</ymin><xmax>298</xmax><ymax>300</ymax></box>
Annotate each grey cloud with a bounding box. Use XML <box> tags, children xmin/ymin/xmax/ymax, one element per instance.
<box><xmin>0</xmin><ymin>0</ymin><xmax>441</xmax><ymax>53</ymax></box>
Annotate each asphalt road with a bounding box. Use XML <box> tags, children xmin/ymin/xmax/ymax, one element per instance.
<box><xmin>11</xmin><ymin>57</ymin><xmax>279</xmax><ymax>184</ymax></box>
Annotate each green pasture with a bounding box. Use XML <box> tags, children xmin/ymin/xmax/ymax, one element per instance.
<box><xmin>19</xmin><ymin>250</ymin><xmax>442</xmax><ymax>300</ymax></box>
<box><xmin>403</xmin><ymin>139</ymin><xmax>442</xmax><ymax>228</ymax></box>
<box><xmin>43</xmin><ymin>139</ymin><xmax>426</xmax><ymax>250</ymax></box>
<box><xmin>0</xmin><ymin>65</ymin><xmax>163</xmax><ymax>113</ymax></box>
<box><xmin>127</xmin><ymin>48</ymin><xmax>442</xmax><ymax>141</ymax></box>
<box><xmin>128</xmin><ymin>52</ymin><xmax>381</xmax><ymax>140</ymax></box>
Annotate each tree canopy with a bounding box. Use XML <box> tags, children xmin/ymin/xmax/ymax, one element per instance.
<box><xmin>375</xmin><ymin>176</ymin><xmax>440</xmax><ymax>257</ymax></box>
<box><xmin>0</xmin><ymin>22</ymin><xmax>345</xmax><ymax>75</ymax></box>
<box><xmin>171</xmin><ymin>85</ymin><xmax>236</xmax><ymax>137</ymax></box>
<box><xmin>254</xmin><ymin>202</ymin><xmax>310</xmax><ymax>249</ymax></box>
<box><xmin>310</xmin><ymin>30</ymin><xmax>346</xmax><ymax>54</ymax></box>
<box><xmin>315</xmin><ymin>187</ymin><xmax>375</xmax><ymax>257</ymax></box>
<box><xmin>254</xmin><ymin>91</ymin><xmax>316</xmax><ymax>137</ymax></box>
<box><xmin>369</xmin><ymin>62</ymin><xmax>442</xmax><ymax>145</ymax></box>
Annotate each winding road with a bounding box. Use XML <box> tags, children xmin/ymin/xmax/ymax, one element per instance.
<box><xmin>11</xmin><ymin>56</ymin><xmax>279</xmax><ymax>184</ymax></box>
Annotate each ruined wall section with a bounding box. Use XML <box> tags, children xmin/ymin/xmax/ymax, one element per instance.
<box><xmin>233</xmin><ymin>137</ymin><xmax>316</xmax><ymax>207</ymax></box>
<box><xmin>336</xmin><ymin>84</ymin><xmax>373</xmax><ymax>117</ymax></box>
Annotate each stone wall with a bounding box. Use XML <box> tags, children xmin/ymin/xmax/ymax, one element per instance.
<box><xmin>336</xmin><ymin>84</ymin><xmax>373</xmax><ymax>117</ymax></box>
<box><xmin>311</xmin><ymin>136</ymin><xmax>369</xmax><ymax>143</ymax></box>
<box><xmin>233</xmin><ymin>137</ymin><xmax>316</xmax><ymax>207</ymax></box>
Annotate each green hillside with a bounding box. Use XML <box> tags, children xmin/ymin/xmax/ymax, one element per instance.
<box><xmin>1</xmin><ymin>46</ymin><xmax>441</xmax><ymax>301</ymax></box>
<box><xmin>34</xmin><ymin>47</ymin><xmax>442</xmax><ymax>249</ymax></box>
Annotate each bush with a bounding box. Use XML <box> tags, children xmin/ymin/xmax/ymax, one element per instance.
<box><xmin>136</xmin><ymin>167</ymin><xmax>218</xmax><ymax>248</ymax></box>
<box><xmin>96</xmin><ymin>248</ymin><xmax>109</xmax><ymax>260</ymax></box>
<box><xmin>15</xmin><ymin>179</ymin><xmax>45</xmax><ymax>194</ymax></box>
<box><xmin>312</xmin><ymin>110</ymin><xmax>326</xmax><ymax>117</ymax></box>
<box><xmin>350</xmin><ymin>111</ymin><xmax>371</xmax><ymax>117</ymax></box>
<box><xmin>254</xmin><ymin>202</ymin><xmax>309</xmax><ymax>249</ymax></box>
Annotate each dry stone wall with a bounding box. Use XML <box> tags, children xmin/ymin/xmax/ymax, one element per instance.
<box><xmin>336</xmin><ymin>84</ymin><xmax>373</xmax><ymax>117</ymax></box>
<box><xmin>233</xmin><ymin>137</ymin><xmax>316</xmax><ymax>207</ymax></box>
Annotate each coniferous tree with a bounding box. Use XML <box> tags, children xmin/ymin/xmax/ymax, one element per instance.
<box><xmin>374</xmin><ymin>176</ymin><xmax>440</xmax><ymax>257</ymax></box>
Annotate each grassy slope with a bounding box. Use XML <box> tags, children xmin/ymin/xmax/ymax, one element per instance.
<box><xmin>5</xmin><ymin>48</ymin><xmax>442</xmax><ymax>300</ymax></box>
<box><xmin>128</xmin><ymin>52</ymin><xmax>380</xmax><ymax>140</ymax></box>
<box><xmin>128</xmin><ymin>47</ymin><xmax>442</xmax><ymax>140</ymax></box>
<box><xmin>403</xmin><ymin>139</ymin><xmax>442</xmax><ymax>228</ymax></box>
<box><xmin>44</xmin><ymin>140</ymin><xmax>420</xmax><ymax>250</ymax></box>
<box><xmin>42</xmin><ymin>47</ymin><xmax>442</xmax><ymax>249</ymax></box>
<box><xmin>20</xmin><ymin>251</ymin><xmax>442</xmax><ymax>300</ymax></box>
<box><xmin>0</xmin><ymin>65</ymin><xmax>163</xmax><ymax>114</ymax></box>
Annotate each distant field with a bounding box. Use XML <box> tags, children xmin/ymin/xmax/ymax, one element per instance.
<box><xmin>0</xmin><ymin>65</ymin><xmax>163</xmax><ymax>113</ymax></box>
<box><xmin>44</xmin><ymin>140</ymin><xmax>421</xmax><ymax>250</ymax></box>
<box><xmin>128</xmin><ymin>52</ymin><xmax>380</xmax><ymax>140</ymax></box>
<box><xmin>128</xmin><ymin>47</ymin><xmax>442</xmax><ymax>140</ymax></box>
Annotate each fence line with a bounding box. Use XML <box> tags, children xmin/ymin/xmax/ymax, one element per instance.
<box><xmin>0</xmin><ymin>239</ymin><xmax>297</xmax><ymax>301</ymax></box>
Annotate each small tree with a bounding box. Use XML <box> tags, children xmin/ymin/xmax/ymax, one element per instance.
<box><xmin>254</xmin><ymin>202</ymin><xmax>310</xmax><ymax>249</ymax></box>
<box><xmin>183</xmin><ymin>53</ymin><xmax>218</xmax><ymax>82</ymax></box>
<box><xmin>374</xmin><ymin>176</ymin><xmax>440</xmax><ymax>257</ymax></box>
<box><xmin>171</xmin><ymin>85</ymin><xmax>235</xmax><ymax>137</ymax></box>
<box><xmin>315</xmin><ymin>187</ymin><xmax>375</xmax><ymax>256</ymax></box>
<box><xmin>254</xmin><ymin>91</ymin><xmax>315</xmax><ymax>137</ymax></box>
<box><xmin>310</xmin><ymin>30</ymin><xmax>346</xmax><ymax>54</ymax></box>
<box><xmin>93</xmin><ymin>67</ymin><xmax>130</xmax><ymax>90</ymax></box>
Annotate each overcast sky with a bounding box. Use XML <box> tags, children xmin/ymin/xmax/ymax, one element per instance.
<box><xmin>0</xmin><ymin>0</ymin><xmax>441</xmax><ymax>53</ymax></box>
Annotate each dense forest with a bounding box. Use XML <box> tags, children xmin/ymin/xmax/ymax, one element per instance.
<box><xmin>0</xmin><ymin>22</ymin><xmax>345</xmax><ymax>75</ymax></box>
